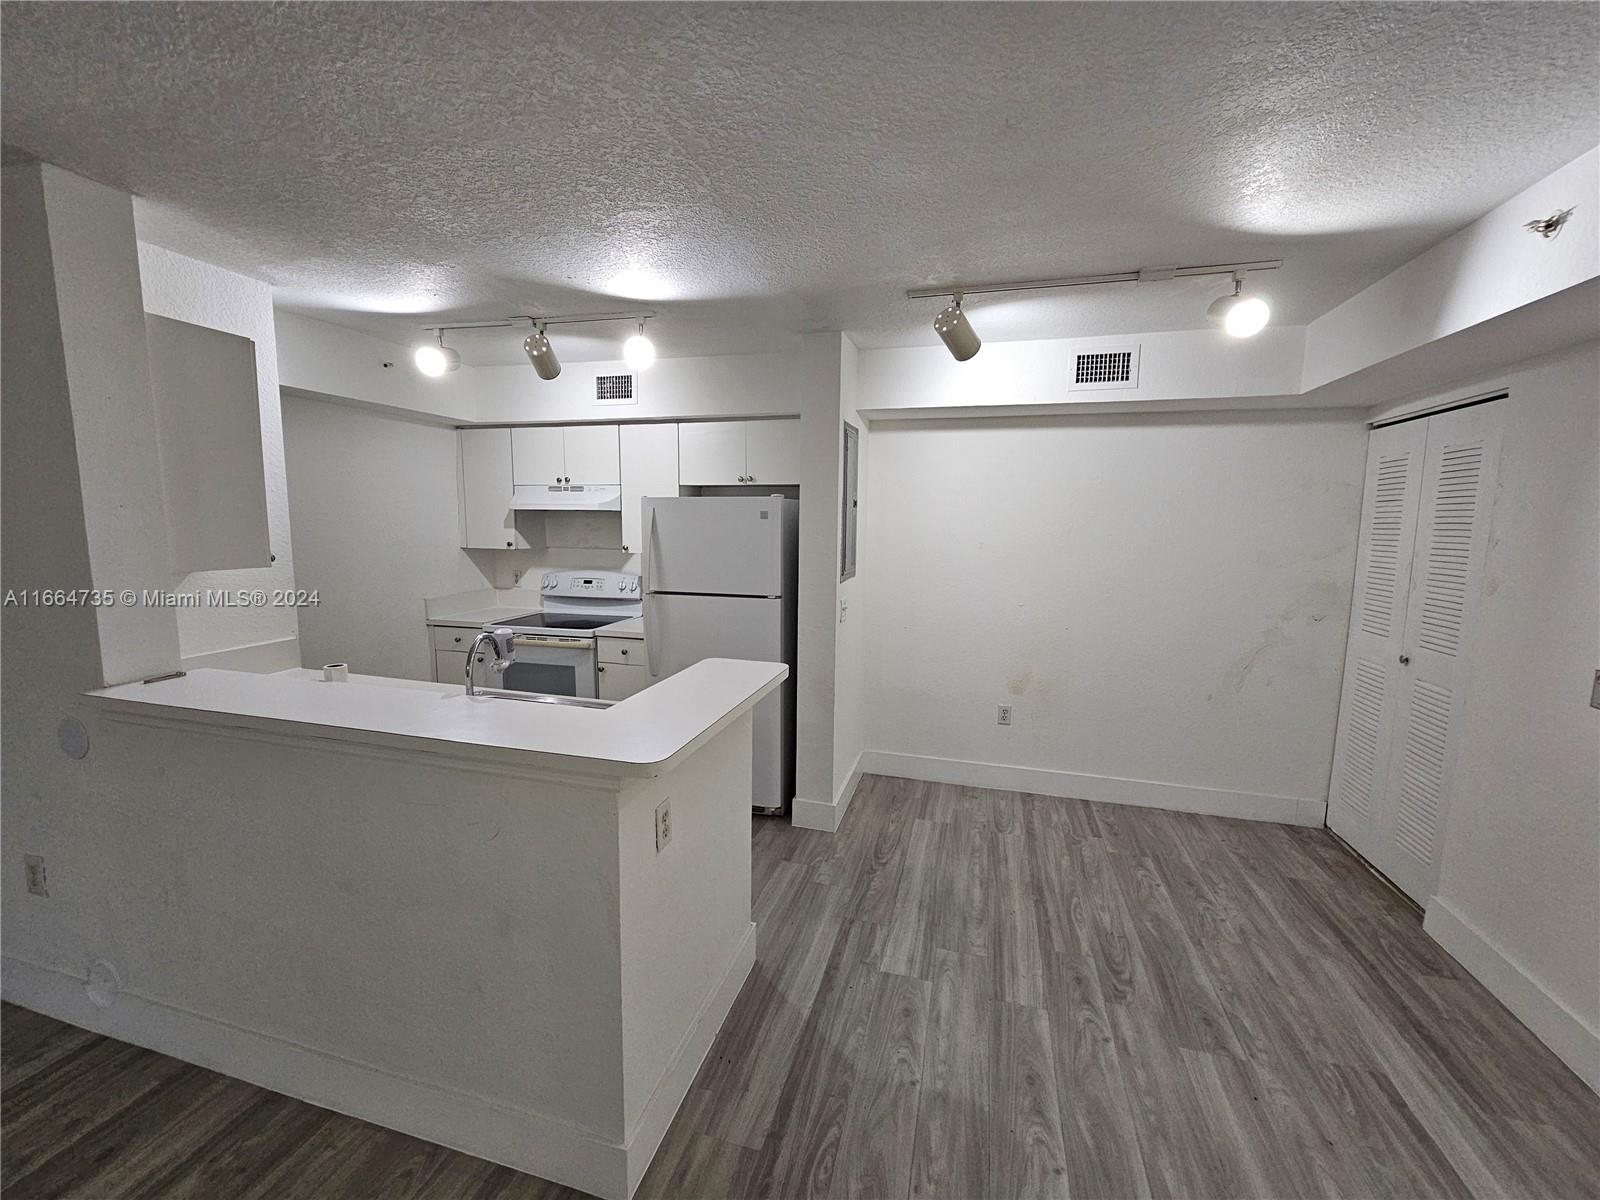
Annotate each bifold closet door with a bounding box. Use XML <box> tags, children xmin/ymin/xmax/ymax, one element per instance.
<box><xmin>1328</xmin><ymin>421</ymin><xmax>1428</xmax><ymax>874</ymax></box>
<box><xmin>1328</xmin><ymin>404</ymin><xmax>1500</xmax><ymax>905</ymax></box>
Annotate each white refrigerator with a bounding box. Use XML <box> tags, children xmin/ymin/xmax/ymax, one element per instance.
<box><xmin>642</xmin><ymin>495</ymin><xmax>798</xmax><ymax>815</ymax></box>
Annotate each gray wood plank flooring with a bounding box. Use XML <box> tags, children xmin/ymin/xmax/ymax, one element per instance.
<box><xmin>4</xmin><ymin>774</ymin><xmax>1596</xmax><ymax>1198</ymax></box>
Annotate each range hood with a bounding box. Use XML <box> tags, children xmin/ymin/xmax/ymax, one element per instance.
<box><xmin>511</xmin><ymin>484</ymin><xmax>622</xmax><ymax>512</ymax></box>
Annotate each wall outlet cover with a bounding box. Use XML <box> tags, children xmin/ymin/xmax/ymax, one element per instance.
<box><xmin>997</xmin><ymin>705</ymin><xmax>1013</xmax><ymax>726</ymax></box>
<box><xmin>655</xmin><ymin>798</ymin><xmax>672</xmax><ymax>852</ymax></box>
<box><xmin>24</xmin><ymin>854</ymin><xmax>47</xmax><ymax>897</ymax></box>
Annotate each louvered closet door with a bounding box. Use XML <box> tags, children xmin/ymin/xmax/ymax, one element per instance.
<box><xmin>1327</xmin><ymin>421</ymin><xmax>1428</xmax><ymax>870</ymax></box>
<box><xmin>1379</xmin><ymin>403</ymin><xmax>1499</xmax><ymax>903</ymax></box>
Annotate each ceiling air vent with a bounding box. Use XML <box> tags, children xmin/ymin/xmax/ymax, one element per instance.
<box><xmin>594</xmin><ymin>373</ymin><xmax>636</xmax><ymax>405</ymax></box>
<box><xmin>1069</xmin><ymin>345</ymin><xmax>1140</xmax><ymax>391</ymax></box>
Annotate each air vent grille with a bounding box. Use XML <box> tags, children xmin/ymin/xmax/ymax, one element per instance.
<box><xmin>1077</xmin><ymin>351</ymin><xmax>1132</xmax><ymax>385</ymax></box>
<box><xmin>1068</xmin><ymin>345</ymin><xmax>1140</xmax><ymax>391</ymax></box>
<box><xmin>595</xmin><ymin>373</ymin><xmax>634</xmax><ymax>403</ymax></box>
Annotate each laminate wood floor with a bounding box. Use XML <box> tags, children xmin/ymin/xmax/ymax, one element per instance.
<box><xmin>4</xmin><ymin>775</ymin><xmax>1596</xmax><ymax>1199</ymax></box>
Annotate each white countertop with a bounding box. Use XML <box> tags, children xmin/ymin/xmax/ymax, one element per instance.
<box><xmin>87</xmin><ymin>660</ymin><xmax>784</xmax><ymax>778</ymax></box>
<box><xmin>596</xmin><ymin>617</ymin><xmax>644</xmax><ymax>639</ymax></box>
<box><xmin>425</xmin><ymin>604</ymin><xmax>549</xmax><ymax>629</ymax></box>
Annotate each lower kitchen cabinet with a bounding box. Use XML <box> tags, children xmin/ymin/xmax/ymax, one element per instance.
<box><xmin>597</xmin><ymin>661</ymin><xmax>651</xmax><ymax>701</ymax></box>
<box><xmin>433</xmin><ymin>647</ymin><xmax>485</xmax><ymax>684</ymax></box>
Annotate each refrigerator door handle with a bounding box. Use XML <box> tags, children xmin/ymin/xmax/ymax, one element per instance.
<box><xmin>643</xmin><ymin>504</ymin><xmax>659</xmax><ymax>595</ymax></box>
<box><xmin>644</xmin><ymin>597</ymin><xmax>662</xmax><ymax>677</ymax></box>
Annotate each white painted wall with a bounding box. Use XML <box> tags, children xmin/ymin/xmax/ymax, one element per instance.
<box><xmin>8</xmin><ymin>162</ymin><xmax>182</xmax><ymax>685</ymax></box>
<box><xmin>862</xmin><ymin>411</ymin><xmax>1368</xmax><ymax>821</ymax></box>
<box><xmin>276</xmin><ymin>310</ymin><xmax>477</xmax><ymax>424</ymax></box>
<box><xmin>1415</xmin><ymin>342</ymin><xmax>1600</xmax><ymax>1088</ymax></box>
<box><xmin>473</xmin><ymin>351</ymin><xmax>800</xmax><ymax>424</ymax></box>
<box><xmin>281</xmin><ymin>395</ymin><xmax>492</xmax><ymax>679</ymax></box>
<box><xmin>832</xmin><ymin>336</ymin><xmax>869</xmax><ymax>808</ymax></box>
<box><xmin>857</xmin><ymin>326</ymin><xmax>1306</xmax><ymax>417</ymax></box>
<box><xmin>138</xmin><ymin>242</ymin><xmax>300</xmax><ymax>667</ymax></box>
<box><xmin>1304</xmin><ymin>147</ymin><xmax>1600</xmax><ymax>391</ymax></box>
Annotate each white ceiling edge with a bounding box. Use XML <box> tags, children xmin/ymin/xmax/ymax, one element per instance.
<box><xmin>272</xmin><ymin>146</ymin><xmax>1600</xmax><ymax>427</ymax></box>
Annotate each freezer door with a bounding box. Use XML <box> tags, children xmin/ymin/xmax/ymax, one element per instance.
<box><xmin>645</xmin><ymin>593</ymin><xmax>791</xmax><ymax>812</ymax></box>
<box><xmin>644</xmin><ymin>496</ymin><xmax>785</xmax><ymax>597</ymax></box>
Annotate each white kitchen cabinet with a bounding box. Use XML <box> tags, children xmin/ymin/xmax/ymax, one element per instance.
<box><xmin>563</xmin><ymin>424</ymin><xmax>621</xmax><ymax>483</ymax></box>
<box><xmin>678</xmin><ymin>421</ymin><xmax>748</xmax><ymax>485</ymax></box>
<box><xmin>744</xmin><ymin>419</ymin><xmax>801</xmax><ymax>485</ymax></box>
<box><xmin>677</xmin><ymin>419</ymin><xmax>800</xmax><ymax>486</ymax></box>
<box><xmin>620</xmin><ymin>423</ymin><xmax>680</xmax><ymax>552</ymax></box>
<box><xmin>512</xmin><ymin>425</ymin><xmax>620</xmax><ymax>485</ymax></box>
<box><xmin>459</xmin><ymin>428</ymin><xmax>532</xmax><ymax>550</ymax></box>
<box><xmin>597</xmin><ymin>661</ymin><xmax>651</xmax><ymax>701</ymax></box>
<box><xmin>145</xmin><ymin>313</ymin><xmax>272</xmax><ymax>573</ymax></box>
<box><xmin>510</xmin><ymin>427</ymin><xmax>565</xmax><ymax>485</ymax></box>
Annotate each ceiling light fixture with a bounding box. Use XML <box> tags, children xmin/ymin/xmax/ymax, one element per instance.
<box><xmin>909</xmin><ymin>258</ymin><xmax>1283</xmax><ymax>360</ymax></box>
<box><xmin>1206</xmin><ymin>273</ymin><xmax>1272</xmax><ymax>338</ymax></box>
<box><xmin>419</xmin><ymin>310</ymin><xmax>657</xmax><ymax>381</ymax></box>
<box><xmin>933</xmin><ymin>295</ymin><xmax>981</xmax><ymax>362</ymax></box>
<box><xmin>622</xmin><ymin>321</ymin><xmax>657</xmax><ymax>372</ymax></box>
<box><xmin>522</xmin><ymin>323</ymin><xmax>561</xmax><ymax>380</ymax></box>
<box><xmin>413</xmin><ymin>330</ymin><xmax>461</xmax><ymax>376</ymax></box>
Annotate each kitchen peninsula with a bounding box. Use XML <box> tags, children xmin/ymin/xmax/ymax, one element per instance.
<box><xmin>22</xmin><ymin>659</ymin><xmax>788</xmax><ymax>1200</ymax></box>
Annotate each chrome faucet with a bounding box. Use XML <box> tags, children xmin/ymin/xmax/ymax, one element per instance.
<box><xmin>464</xmin><ymin>628</ymin><xmax>517</xmax><ymax>695</ymax></box>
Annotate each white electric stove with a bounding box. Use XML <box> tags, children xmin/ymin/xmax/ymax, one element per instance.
<box><xmin>478</xmin><ymin>570</ymin><xmax>641</xmax><ymax>699</ymax></box>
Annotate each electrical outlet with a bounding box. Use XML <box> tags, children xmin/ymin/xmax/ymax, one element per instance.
<box><xmin>24</xmin><ymin>854</ymin><xmax>47</xmax><ymax>897</ymax></box>
<box><xmin>997</xmin><ymin>705</ymin><xmax>1013</xmax><ymax>726</ymax></box>
<box><xmin>654</xmin><ymin>799</ymin><xmax>672</xmax><ymax>852</ymax></box>
<box><xmin>512</xmin><ymin>568</ymin><xmax>524</xmax><ymax>586</ymax></box>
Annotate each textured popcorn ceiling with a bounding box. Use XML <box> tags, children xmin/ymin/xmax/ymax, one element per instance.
<box><xmin>4</xmin><ymin>2</ymin><xmax>1597</xmax><ymax>362</ymax></box>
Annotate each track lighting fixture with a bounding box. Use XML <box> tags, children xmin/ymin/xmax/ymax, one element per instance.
<box><xmin>910</xmin><ymin>258</ymin><xmax>1282</xmax><ymax>360</ymax></box>
<box><xmin>413</xmin><ymin>331</ymin><xmax>461</xmax><ymax>376</ymax></box>
<box><xmin>933</xmin><ymin>296</ymin><xmax>981</xmax><ymax>362</ymax></box>
<box><xmin>418</xmin><ymin>310</ymin><xmax>657</xmax><ymax>380</ymax></box>
<box><xmin>522</xmin><ymin>323</ymin><xmax>561</xmax><ymax>380</ymax></box>
<box><xmin>1206</xmin><ymin>274</ymin><xmax>1271</xmax><ymax>338</ymax></box>
<box><xmin>622</xmin><ymin>321</ymin><xmax>657</xmax><ymax>371</ymax></box>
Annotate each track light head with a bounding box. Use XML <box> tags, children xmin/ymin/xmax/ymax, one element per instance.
<box><xmin>523</xmin><ymin>325</ymin><xmax>562</xmax><ymax>380</ymax></box>
<box><xmin>414</xmin><ymin>332</ymin><xmax>461</xmax><ymax>377</ymax></box>
<box><xmin>1207</xmin><ymin>274</ymin><xmax>1271</xmax><ymax>337</ymax></box>
<box><xmin>622</xmin><ymin>321</ymin><xmax>657</xmax><ymax>371</ymax></box>
<box><xmin>934</xmin><ymin>297</ymin><xmax>981</xmax><ymax>361</ymax></box>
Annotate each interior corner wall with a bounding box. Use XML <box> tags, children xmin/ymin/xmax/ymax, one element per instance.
<box><xmin>136</xmin><ymin>241</ymin><xmax>300</xmax><ymax>667</ymax></box>
<box><xmin>832</xmin><ymin>336</ymin><xmax>868</xmax><ymax>806</ymax></box>
<box><xmin>862</xmin><ymin>409</ymin><xmax>1368</xmax><ymax>821</ymax></box>
<box><xmin>1420</xmin><ymin>341</ymin><xmax>1600</xmax><ymax>1087</ymax></box>
<box><xmin>281</xmin><ymin>395</ymin><xmax>492</xmax><ymax>680</ymax></box>
<box><xmin>792</xmin><ymin>332</ymin><xmax>843</xmax><ymax>815</ymax></box>
<box><xmin>12</xmin><ymin>162</ymin><xmax>181</xmax><ymax>686</ymax></box>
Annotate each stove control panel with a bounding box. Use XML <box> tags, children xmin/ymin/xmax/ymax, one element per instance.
<box><xmin>541</xmin><ymin>570</ymin><xmax>641</xmax><ymax>598</ymax></box>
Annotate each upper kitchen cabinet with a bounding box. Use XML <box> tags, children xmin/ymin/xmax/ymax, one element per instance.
<box><xmin>512</xmin><ymin>424</ymin><xmax>620</xmax><ymax>486</ymax></box>
<box><xmin>459</xmin><ymin>428</ymin><xmax>532</xmax><ymax>550</ymax></box>
<box><xmin>678</xmin><ymin>418</ymin><xmax>800</xmax><ymax>486</ymax></box>
<box><xmin>744</xmin><ymin>419</ymin><xmax>802</xmax><ymax>485</ymax></box>
<box><xmin>145</xmin><ymin>314</ymin><xmax>271</xmax><ymax>573</ymax></box>
<box><xmin>620</xmin><ymin>423</ymin><xmax>680</xmax><ymax>552</ymax></box>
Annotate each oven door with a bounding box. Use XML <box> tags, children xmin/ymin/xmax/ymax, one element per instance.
<box><xmin>484</xmin><ymin>635</ymin><xmax>597</xmax><ymax>699</ymax></box>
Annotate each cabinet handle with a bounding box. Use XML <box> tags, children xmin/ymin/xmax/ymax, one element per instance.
<box><xmin>1399</xmin><ymin>654</ymin><xmax>1411</xmax><ymax>665</ymax></box>
<box><xmin>597</xmin><ymin>664</ymin><xmax>606</xmax><ymax>673</ymax></box>
<box><xmin>620</xmin><ymin>647</ymin><xmax>628</xmax><ymax>656</ymax></box>
<box><xmin>506</xmin><ymin>541</ymin><xmax>513</xmax><ymax>548</ymax></box>
<box><xmin>453</xmin><ymin>635</ymin><xmax>463</xmax><ymax>644</ymax></box>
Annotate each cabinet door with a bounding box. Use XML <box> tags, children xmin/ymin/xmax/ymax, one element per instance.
<box><xmin>459</xmin><ymin>429</ymin><xmax>529</xmax><ymax>549</ymax></box>
<box><xmin>745</xmin><ymin>418</ymin><xmax>801</xmax><ymax>484</ymax></box>
<box><xmin>597</xmin><ymin>662</ymin><xmax>651</xmax><ymax>701</ymax></box>
<box><xmin>511</xmin><ymin>427</ymin><xmax>566</xmax><ymax>485</ymax></box>
<box><xmin>620</xmin><ymin>423</ymin><xmax>680</xmax><ymax>552</ymax></box>
<box><xmin>678</xmin><ymin>421</ymin><xmax>747</xmax><ymax>485</ymax></box>
<box><xmin>562</xmin><ymin>424</ymin><xmax>621</xmax><ymax>483</ymax></box>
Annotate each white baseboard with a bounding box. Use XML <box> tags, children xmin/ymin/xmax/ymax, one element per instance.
<box><xmin>858</xmin><ymin>751</ymin><xmax>1325</xmax><ymax>827</ymax></box>
<box><xmin>4</xmin><ymin>941</ymin><xmax>753</xmax><ymax>1199</ymax></box>
<box><xmin>180</xmin><ymin>636</ymin><xmax>301</xmax><ymax>674</ymax></box>
<box><xmin>1424</xmin><ymin>897</ymin><xmax>1600</xmax><ymax>1094</ymax></box>
<box><xmin>790</xmin><ymin>751</ymin><xmax>865</xmax><ymax>833</ymax></box>
<box><xmin>623</xmin><ymin>921</ymin><xmax>756</xmax><ymax>1194</ymax></box>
